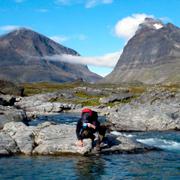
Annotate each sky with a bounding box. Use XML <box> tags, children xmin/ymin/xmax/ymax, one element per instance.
<box><xmin>0</xmin><ymin>0</ymin><xmax>180</xmax><ymax>77</ymax></box>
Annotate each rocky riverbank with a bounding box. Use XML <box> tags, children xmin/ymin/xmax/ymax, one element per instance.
<box><xmin>1</xmin><ymin>83</ymin><xmax>180</xmax><ymax>132</ymax></box>
<box><xmin>106</xmin><ymin>87</ymin><xmax>180</xmax><ymax>131</ymax></box>
<box><xmin>15</xmin><ymin>92</ymin><xmax>80</xmax><ymax>118</ymax></box>
<box><xmin>0</xmin><ymin>121</ymin><xmax>157</xmax><ymax>156</ymax></box>
<box><xmin>0</xmin><ymin>82</ymin><xmax>179</xmax><ymax>157</ymax></box>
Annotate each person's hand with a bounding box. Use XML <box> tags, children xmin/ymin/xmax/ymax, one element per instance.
<box><xmin>87</xmin><ymin>123</ymin><xmax>96</xmax><ymax>129</ymax></box>
<box><xmin>76</xmin><ymin>140</ymin><xmax>83</xmax><ymax>147</ymax></box>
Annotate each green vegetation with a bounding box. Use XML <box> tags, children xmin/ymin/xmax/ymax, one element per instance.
<box><xmin>128</xmin><ymin>86</ymin><xmax>147</xmax><ymax>94</ymax></box>
<box><xmin>23</xmin><ymin>81</ymin><xmax>87</xmax><ymax>96</ymax></box>
<box><xmin>49</xmin><ymin>90</ymin><xmax>102</xmax><ymax>106</ymax></box>
<box><xmin>22</xmin><ymin>81</ymin><xmax>180</xmax><ymax>107</ymax></box>
<box><xmin>162</xmin><ymin>84</ymin><xmax>180</xmax><ymax>93</ymax></box>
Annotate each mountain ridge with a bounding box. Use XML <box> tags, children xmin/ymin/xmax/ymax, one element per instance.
<box><xmin>103</xmin><ymin>18</ymin><xmax>180</xmax><ymax>84</ymax></box>
<box><xmin>0</xmin><ymin>28</ymin><xmax>101</xmax><ymax>83</ymax></box>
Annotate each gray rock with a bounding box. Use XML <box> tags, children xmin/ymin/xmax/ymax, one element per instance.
<box><xmin>33</xmin><ymin>123</ymin><xmax>92</xmax><ymax>155</ymax></box>
<box><xmin>0</xmin><ymin>105</ymin><xmax>27</xmax><ymax>129</ymax></box>
<box><xmin>100</xmin><ymin>134</ymin><xmax>156</xmax><ymax>154</ymax></box>
<box><xmin>107</xmin><ymin>90</ymin><xmax>180</xmax><ymax>131</ymax></box>
<box><xmin>15</xmin><ymin>93</ymin><xmax>76</xmax><ymax>117</ymax></box>
<box><xmin>32</xmin><ymin>123</ymin><xmax>158</xmax><ymax>155</ymax></box>
<box><xmin>0</xmin><ymin>131</ymin><xmax>19</xmax><ymax>155</ymax></box>
<box><xmin>3</xmin><ymin>122</ymin><xmax>35</xmax><ymax>155</ymax></box>
<box><xmin>99</xmin><ymin>93</ymin><xmax>134</xmax><ymax>104</ymax></box>
<box><xmin>0</xmin><ymin>95</ymin><xmax>16</xmax><ymax>106</ymax></box>
<box><xmin>0</xmin><ymin>121</ymin><xmax>157</xmax><ymax>156</ymax></box>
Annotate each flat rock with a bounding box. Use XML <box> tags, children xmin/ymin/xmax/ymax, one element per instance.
<box><xmin>33</xmin><ymin>123</ymin><xmax>92</xmax><ymax>155</ymax></box>
<box><xmin>0</xmin><ymin>121</ymin><xmax>158</xmax><ymax>156</ymax></box>
<box><xmin>15</xmin><ymin>93</ymin><xmax>76</xmax><ymax>117</ymax></box>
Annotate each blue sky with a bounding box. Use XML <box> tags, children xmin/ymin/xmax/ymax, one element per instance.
<box><xmin>0</xmin><ymin>0</ymin><xmax>180</xmax><ymax>76</ymax></box>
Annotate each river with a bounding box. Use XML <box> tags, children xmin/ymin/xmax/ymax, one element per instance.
<box><xmin>0</xmin><ymin>113</ymin><xmax>180</xmax><ymax>180</ymax></box>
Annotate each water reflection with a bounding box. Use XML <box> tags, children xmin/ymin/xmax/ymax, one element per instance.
<box><xmin>75</xmin><ymin>156</ymin><xmax>105</xmax><ymax>180</ymax></box>
<box><xmin>29</xmin><ymin>112</ymin><xmax>106</xmax><ymax>126</ymax></box>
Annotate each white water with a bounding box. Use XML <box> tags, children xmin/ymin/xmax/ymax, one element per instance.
<box><xmin>111</xmin><ymin>131</ymin><xmax>180</xmax><ymax>151</ymax></box>
<box><xmin>137</xmin><ymin>138</ymin><xmax>180</xmax><ymax>151</ymax></box>
<box><xmin>111</xmin><ymin>131</ymin><xmax>135</xmax><ymax>138</ymax></box>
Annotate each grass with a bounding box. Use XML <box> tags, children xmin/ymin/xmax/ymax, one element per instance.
<box><xmin>49</xmin><ymin>90</ymin><xmax>102</xmax><ymax>107</ymax></box>
<box><xmin>22</xmin><ymin>81</ymin><xmax>87</xmax><ymax>96</ymax></box>
<box><xmin>161</xmin><ymin>84</ymin><xmax>180</xmax><ymax>93</ymax></box>
<box><xmin>22</xmin><ymin>81</ymin><xmax>179</xmax><ymax>107</ymax></box>
<box><xmin>128</xmin><ymin>86</ymin><xmax>147</xmax><ymax>94</ymax></box>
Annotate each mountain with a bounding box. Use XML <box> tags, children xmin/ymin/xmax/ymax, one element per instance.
<box><xmin>0</xmin><ymin>28</ymin><xmax>101</xmax><ymax>83</ymax></box>
<box><xmin>104</xmin><ymin>18</ymin><xmax>180</xmax><ymax>84</ymax></box>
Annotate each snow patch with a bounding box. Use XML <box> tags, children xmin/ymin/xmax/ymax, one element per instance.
<box><xmin>153</xmin><ymin>23</ymin><xmax>163</xmax><ymax>29</ymax></box>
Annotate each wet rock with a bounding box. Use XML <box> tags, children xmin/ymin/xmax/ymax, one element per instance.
<box><xmin>0</xmin><ymin>121</ymin><xmax>158</xmax><ymax>156</ymax></box>
<box><xmin>100</xmin><ymin>134</ymin><xmax>157</xmax><ymax>154</ymax></box>
<box><xmin>0</xmin><ymin>131</ymin><xmax>19</xmax><ymax>155</ymax></box>
<box><xmin>0</xmin><ymin>105</ymin><xmax>27</xmax><ymax>129</ymax></box>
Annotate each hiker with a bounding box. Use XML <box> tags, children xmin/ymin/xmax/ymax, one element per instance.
<box><xmin>76</xmin><ymin>108</ymin><xmax>106</xmax><ymax>150</ymax></box>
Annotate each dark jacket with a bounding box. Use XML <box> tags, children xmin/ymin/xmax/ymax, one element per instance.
<box><xmin>76</xmin><ymin>112</ymin><xmax>100</xmax><ymax>140</ymax></box>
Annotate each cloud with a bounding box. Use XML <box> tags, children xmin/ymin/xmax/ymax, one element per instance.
<box><xmin>55</xmin><ymin>0</ymin><xmax>113</xmax><ymax>8</ymax></box>
<box><xmin>44</xmin><ymin>51</ymin><xmax>121</xmax><ymax>68</ymax></box>
<box><xmin>0</xmin><ymin>25</ymin><xmax>20</xmax><ymax>32</ymax></box>
<box><xmin>50</xmin><ymin>34</ymin><xmax>87</xmax><ymax>43</ymax></box>
<box><xmin>114</xmin><ymin>13</ymin><xmax>154</xmax><ymax>40</ymax></box>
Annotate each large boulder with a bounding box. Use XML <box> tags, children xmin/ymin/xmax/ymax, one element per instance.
<box><xmin>0</xmin><ymin>105</ymin><xmax>27</xmax><ymax>129</ymax></box>
<box><xmin>0</xmin><ymin>131</ymin><xmax>19</xmax><ymax>155</ymax></box>
<box><xmin>107</xmin><ymin>89</ymin><xmax>180</xmax><ymax>131</ymax></box>
<box><xmin>0</xmin><ymin>121</ymin><xmax>158</xmax><ymax>156</ymax></box>
<box><xmin>3</xmin><ymin>122</ymin><xmax>35</xmax><ymax>155</ymax></box>
<box><xmin>33</xmin><ymin>122</ymin><xmax>92</xmax><ymax>155</ymax></box>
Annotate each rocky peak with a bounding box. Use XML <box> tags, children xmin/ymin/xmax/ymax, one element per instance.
<box><xmin>103</xmin><ymin>19</ymin><xmax>180</xmax><ymax>84</ymax></box>
<box><xmin>136</xmin><ymin>17</ymin><xmax>164</xmax><ymax>34</ymax></box>
<box><xmin>0</xmin><ymin>28</ymin><xmax>101</xmax><ymax>83</ymax></box>
<box><xmin>0</xmin><ymin>27</ymin><xmax>79</xmax><ymax>57</ymax></box>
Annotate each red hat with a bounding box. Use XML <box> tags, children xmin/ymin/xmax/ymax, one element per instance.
<box><xmin>81</xmin><ymin>108</ymin><xmax>93</xmax><ymax>116</ymax></box>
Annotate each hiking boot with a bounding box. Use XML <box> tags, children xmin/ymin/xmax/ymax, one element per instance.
<box><xmin>100</xmin><ymin>142</ymin><xmax>108</xmax><ymax>148</ymax></box>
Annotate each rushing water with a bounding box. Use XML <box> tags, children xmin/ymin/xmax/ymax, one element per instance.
<box><xmin>1</xmin><ymin>113</ymin><xmax>180</xmax><ymax>180</ymax></box>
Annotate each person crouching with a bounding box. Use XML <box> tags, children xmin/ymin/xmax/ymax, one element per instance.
<box><xmin>76</xmin><ymin>108</ymin><xmax>106</xmax><ymax>151</ymax></box>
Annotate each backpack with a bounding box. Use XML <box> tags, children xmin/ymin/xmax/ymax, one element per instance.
<box><xmin>81</xmin><ymin>108</ymin><xmax>98</xmax><ymax>124</ymax></box>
